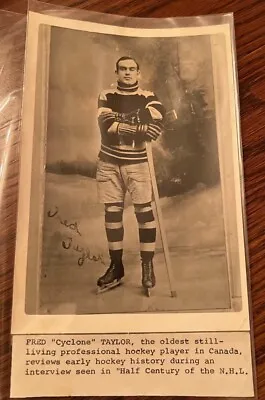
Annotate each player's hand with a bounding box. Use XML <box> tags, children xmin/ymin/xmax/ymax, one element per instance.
<box><xmin>146</xmin><ymin>123</ymin><xmax>162</xmax><ymax>141</ymax></box>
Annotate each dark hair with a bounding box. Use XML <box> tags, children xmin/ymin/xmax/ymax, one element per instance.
<box><xmin>116</xmin><ymin>56</ymin><xmax>140</xmax><ymax>71</ymax></box>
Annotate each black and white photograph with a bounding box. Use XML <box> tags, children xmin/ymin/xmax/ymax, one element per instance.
<box><xmin>11</xmin><ymin>12</ymin><xmax>250</xmax><ymax>333</ymax></box>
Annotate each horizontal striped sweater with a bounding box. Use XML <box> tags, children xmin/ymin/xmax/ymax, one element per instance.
<box><xmin>97</xmin><ymin>81</ymin><xmax>165</xmax><ymax>163</ymax></box>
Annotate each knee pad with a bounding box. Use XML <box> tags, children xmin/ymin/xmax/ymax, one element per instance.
<box><xmin>105</xmin><ymin>202</ymin><xmax>124</xmax><ymax>224</ymax></box>
<box><xmin>134</xmin><ymin>202</ymin><xmax>155</xmax><ymax>224</ymax></box>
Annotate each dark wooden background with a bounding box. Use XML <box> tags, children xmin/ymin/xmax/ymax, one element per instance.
<box><xmin>0</xmin><ymin>0</ymin><xmax>264</xmax><ymax>400</ymax></box>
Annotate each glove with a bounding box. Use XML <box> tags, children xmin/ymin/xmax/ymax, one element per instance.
<box><xmin>146</xmin><ymin>123</ymin><xmax>162</xmax><ymax>141</ymax></box>
<box><xmin>117</xmin><ymin>122</ymin><xmax>162</xmax><ymax>142</ymax></box>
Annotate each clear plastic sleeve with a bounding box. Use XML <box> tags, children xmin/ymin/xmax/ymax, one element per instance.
<box><xmin>0</xmin><ymin>10</ymin><xmax>26</xmax><ymax>400</ymax></box>
<box><xmin>10</xmin><ymin>1</ymin><xmax>257</xmax><ymax>398</ymax></box>
<box><xmin>29</xmin><ymin>0</ymin><xmax>233</xmax><ymax>27</ymax></box>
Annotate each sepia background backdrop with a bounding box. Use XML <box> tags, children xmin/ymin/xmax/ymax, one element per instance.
<box><xmin>29</xmin><ymin>26</ymin><xmax>237</xmax><ymax>315</ymax></box>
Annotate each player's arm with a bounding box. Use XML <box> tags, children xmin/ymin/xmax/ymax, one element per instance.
<box><xmin>143</xmin><ymin>93</ymin><xmax>165</xmax><ymax>141</ymax></box>
<box><xmin>116</xmin><ymin>93</ymin><xmax>165</xmax><ymax>141</ymax></box>
<box><xmin>140</xmin><ymin>92</ymin><xmax>165</xmax><ymax>125</ymax></box>
<box><xmin>116</xmin><ymin>121</ymin><xmax>162</xmax><ymax>142</ymax></box>
<box><xmin>98</xmin><ymin>91</ymin><xmax>143</xmax><ymax>135</ymax></box>
<box><xmin>98</xmin><ymin>91</ymin><xmax>165</xmax><ymax>141</ymax></box>
<box><xmin>97</xmin><ymin>91</ymin><xmax>120</xmax><ymax>135</ymax></box>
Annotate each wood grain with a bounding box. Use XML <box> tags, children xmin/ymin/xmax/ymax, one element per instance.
<box><xmin>0</xmin><ymin>0</ymin><xmax>264</xmax><ymax>399</ymax></box>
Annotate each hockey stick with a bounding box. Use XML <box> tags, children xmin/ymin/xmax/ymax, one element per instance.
<box><xmin>146</xmin><ymin>141</ymin><xmax>177</xmax><ymax>297</ymax></box>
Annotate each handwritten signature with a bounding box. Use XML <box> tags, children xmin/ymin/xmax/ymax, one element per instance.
<box><xmin>47</xmin><ymin>206</ymin><xmax>105</xmax><ymax>267</ymax></box>
<box><xmin>48</xmin><ymin>206</ymin><xmax>81</xmax><ymax>236</ymax></box>
<box><xmin>62</xmin><ymin>237</ymin><xmax>105</xmax><ymax>267</ymax></box>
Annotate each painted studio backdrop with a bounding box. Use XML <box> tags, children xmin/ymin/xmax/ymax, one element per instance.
<box><xmin>25</xmin><ymin>26</ymin><xmax>242</xmax><ymax>315</ymax></box>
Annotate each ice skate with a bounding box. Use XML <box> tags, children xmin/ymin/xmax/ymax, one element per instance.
<box><xmin>142</xmin><ymin>259</ymin><xmax>156</xmax><ymax>297</ymax></box>
<box><xmin>97</xmin><ymin>260</ymin><xmax>124</xmax><ymax>294</ymax></box>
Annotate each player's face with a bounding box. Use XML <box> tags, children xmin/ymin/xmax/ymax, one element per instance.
<box><xmin>116</xmin><ymin>59</ymin><xmax>139</xmax><ymax>85</ymax></box>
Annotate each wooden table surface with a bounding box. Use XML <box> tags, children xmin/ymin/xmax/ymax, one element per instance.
<box><xmin>0</xmin><ymin>0</ymin><xmax>264</xmax><ymax>399</ymax></box>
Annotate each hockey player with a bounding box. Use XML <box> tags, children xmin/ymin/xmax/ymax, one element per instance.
<box><xmin>96</xmin><ymin>56</ymin><xmax>165</xmax><ymax>293</ymax></box>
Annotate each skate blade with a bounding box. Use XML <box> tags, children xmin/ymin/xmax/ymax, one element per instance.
<box><xmin>144</xmin><ymin>287</ymin><xmax>151</xmax><ymax>297</ymax></box>
<box><xmin>97</xmin><ymin>279</ymin><xmax>123</xmax><ymax>294</ymax></box>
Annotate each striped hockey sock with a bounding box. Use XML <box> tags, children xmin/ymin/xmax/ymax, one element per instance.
<box><xmin>134</xmin><ymin>202</ymin><xmax>156</xmax><ymax>262</ymax></box>
<box><xmin>105</xmin><ymin>203</ymin><xmax>124</xmax><ymax>262</ymax></box>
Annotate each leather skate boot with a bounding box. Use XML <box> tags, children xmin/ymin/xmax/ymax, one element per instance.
<box><xmin>97</xmin><ymin>260</ymin><xmax>124</xmax><ymax>293</ymax></box>
<box><xmin>141</xmin><ymin>259</ymin><xmax>156</xmax><ymax>290</ymax></box>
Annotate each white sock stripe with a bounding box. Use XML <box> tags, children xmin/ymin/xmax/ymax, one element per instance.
<box><xmin>135</xmin><ymin>206</ymin><xmax>152</xmax><ymax>213</ymax></box>
<box><xmin>138</xmin><ymin>221</ymin><xmax>156</xmax><ymax>229</ymax></box>
<box><xmin>105</xmin><ymin>222</ymin><xmax>123</xmax><ymax>229</ymax></box>
<box><xmin>140</xmin><ymin>243</ymin><xmax>156</xmax><ymax>252</ymax></box>
<box><xmin>106</xmin><ymin>206</ymin><xmax>124</xmax><ymax>212</ymax></box>
<box><xmin>108</xmin><ymin>241</ymin><xmax>123</xmax><ymax>250</ymax></box>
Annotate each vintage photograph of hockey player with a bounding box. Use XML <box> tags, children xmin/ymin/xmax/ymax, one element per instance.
<box><xmin>10</xmin><ymin>10</ymin><xmax>253</xmax><ymax>336</ymax></box>
<box><xmin>17</xmin><ymin>22</ymin><xmax>245</xmax><ymax>317</ymax></box>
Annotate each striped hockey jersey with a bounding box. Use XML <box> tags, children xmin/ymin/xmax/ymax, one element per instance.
<box><xmin>97</xmin><ymin>81</ymin><xmax>165</xmax><ymax>163</ymax></box>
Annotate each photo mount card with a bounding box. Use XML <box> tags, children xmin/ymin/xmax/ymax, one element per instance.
<box><xmin>10</xmin><ymin>9</ymin><xmax>256</xmax><ymax>398</ymax></box>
